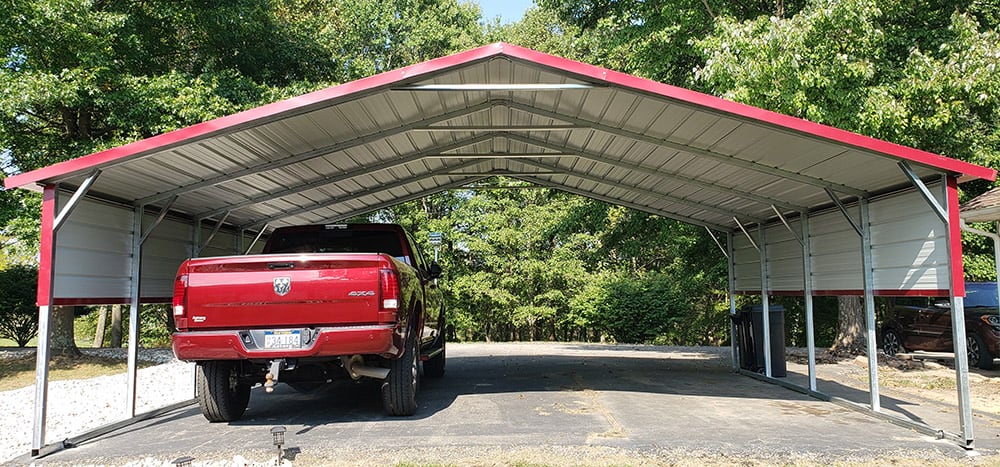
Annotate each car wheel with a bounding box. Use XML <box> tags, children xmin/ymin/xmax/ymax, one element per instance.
<box><xmin>196</xmin><ymin>361</ymin><xmax>251</xmax><ymax>422</ymax></box>
<box><xmin>423</xmin><ymin>339</ymin><xmax>446</xmax><ymax>378</ymax></box>
<box><xmin>382</xmin><ymin>330</ymin><xmax>419</xmax><ymax>416</ymax></box>
<box><xmin>967</xmin><ymin>333</ymin><xmax>996</xmax><ymax>370</ymax></box>
<box><xmin>882</xmin><ymin>329</ymin><xmax>905</xmax><ymax>357</ymax></box>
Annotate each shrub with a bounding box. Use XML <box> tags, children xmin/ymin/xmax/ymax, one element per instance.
<box><xmin>589</xmin><ymin>272</ymin><xmax>691</xmax><ymax>344</ymax></box>
<box><xmin>0</xmin><ymin>265</ymin><xmax>40</xmax><ymax>347</ymax></box>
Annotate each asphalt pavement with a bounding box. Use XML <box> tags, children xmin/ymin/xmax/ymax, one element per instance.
<box><xmin>11</xmin><ymin>342</ymin><xmax>986</xmax><ymax>465</ymax></box>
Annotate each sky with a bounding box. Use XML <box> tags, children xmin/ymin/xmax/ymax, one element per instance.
<box><xmin>475</xmin><ymin>0</ymin><xmax>535</xmax><ymax>24</ymax></box>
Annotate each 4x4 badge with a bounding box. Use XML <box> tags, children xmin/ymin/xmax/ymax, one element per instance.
<box><xmin>273</xmin><ymin>277</ymin><xmax>291</xmax><ymax>296</ymax></box>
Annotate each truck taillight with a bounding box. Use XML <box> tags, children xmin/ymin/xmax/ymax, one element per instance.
<box><xmin>172</xmin><ymin>273</ymin><xmax>188</xmax><ymax>316</ymax></box>
<box><xmin>379</xmin><ymin>268</ymin><xmax>399</xmax><ymax>310</ymax></box>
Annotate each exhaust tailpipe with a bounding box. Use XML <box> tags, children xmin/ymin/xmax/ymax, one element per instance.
<box><xmin>341</xmin><ymin>355</ymin><xmax>390</xmax><ymax>380</ymax></box>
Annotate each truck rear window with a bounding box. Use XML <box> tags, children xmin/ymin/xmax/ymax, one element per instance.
<box><xmin>266</xmin><ymin>229</ymin><xmax>406</xmax><ymax>261</ymax></box>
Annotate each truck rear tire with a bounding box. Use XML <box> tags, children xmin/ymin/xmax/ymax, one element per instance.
<box><xmin>382</xmin><ymin>331</ymin><xmax>419</xmax><ymax>416</ymax></box>
<box><xmin>196</xmin><ymin>361</ymin><xmax>251</xmax><ymax>422</ymax></box>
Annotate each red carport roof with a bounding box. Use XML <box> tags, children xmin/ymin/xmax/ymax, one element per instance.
<box><xmin>4</xmin><ymin>42</ymin><xmax>995</xmax><ymax>232</ymax></box>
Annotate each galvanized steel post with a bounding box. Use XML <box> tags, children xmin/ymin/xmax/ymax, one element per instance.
<box><xmin>126</xmin><ymin>205</ymin><xmax>143</xmax><ymax>417</ymax></box>
<box><xmin>759</xmin><ymin>223</ymin><xmax>772</xmax><ymax>377</ymax></box>
<box><xmin>801</xmin><ymin>213</ymin><xmax>817</xmax><ymax>391</ymax></box>
<box><xmin>31</xmin><ymin>186</ymin><xmax>58</xmax><ymax>455</ymax></box>
<box><xmin>945</xmin><ymin>176</ymin><xmax>975</xmax><ymax>447</ymax></box>
<box><xmin>727</xmin><ymin>232</ymin><xmax>738</xmax><ymax>372</ymax></box>
<box><xmin>860</xmin><ymin>198</ymin><xmax>880</xmax><ymax>412</ymax></box>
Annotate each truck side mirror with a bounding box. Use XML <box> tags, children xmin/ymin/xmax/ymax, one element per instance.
<box><xmin>428</xmin><ymin>262</ymin><xmax>443</xmax><ymax>279</ymax></box>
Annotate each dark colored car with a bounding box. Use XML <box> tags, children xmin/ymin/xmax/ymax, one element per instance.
<box><xmin>881</xmin><ymin>282</ymin><xmax>1000</xmax><ymax>370</ymax></box>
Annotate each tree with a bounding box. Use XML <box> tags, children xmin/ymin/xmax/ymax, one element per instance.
<box><xmin>0</xmin><ymin>264</ymin><xmax>39</xmax><ymax>346</ymax></box>
<box><xmin>693</xmin><ymin>0</ymin><xmax>1000</xmax><ymax>352</ymax></box>
<box><xmin>537</xmin><ymin>0</ymin><xmax>809</xmax><ymax>86</ymax></box>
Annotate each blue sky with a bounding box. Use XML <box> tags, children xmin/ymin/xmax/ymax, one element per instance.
<box><xmin>476</xmin><ymin>0</ymin><xmax>535</xmax><ymax>23</ymax></box>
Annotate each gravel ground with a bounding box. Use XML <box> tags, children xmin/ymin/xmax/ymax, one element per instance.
<box><xmin>0</xmin><ymin>349</ymin><xmax>194</xmax><ymax>463</ymax></box>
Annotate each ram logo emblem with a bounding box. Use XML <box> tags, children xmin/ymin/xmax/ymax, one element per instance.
<box><xmin>273</xmin><ymin>277</ymin><xmax>291</xmax><ymax>296</ymax></box>
<box><xmin>348</xmin><ymin>290</ymin><xmax>375</xmax><ymax>297</ymax></box>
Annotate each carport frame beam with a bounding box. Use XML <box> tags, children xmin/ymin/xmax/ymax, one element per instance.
<box><xmin>759</xmin><ymin>223</ymin><xmax>773</xmax><ymax>377</ymax></box>
<box><xmin>32</xmin><ymin>177</ymin><xmax>101</xmax><ymax>455</ymax></box>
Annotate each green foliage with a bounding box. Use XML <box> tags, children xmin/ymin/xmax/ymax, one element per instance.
<box><xmin>693</xmin><ymin>0</ymin><xmax>1000</xmax><ymax>281</ymax></box>
<box><xmin>76</xmin><ymin>304</ymin><xmax>172</xmax><ymax>348</ymax></box>
<box><xmin>583</xmin><ymin>273</ymin><xmax>686</xmax><ymax>344</ymax></box>
<box><xmin>0</xmin><ymin>264</ymin><xmax>39</xmax><ymax>346</ymax></box>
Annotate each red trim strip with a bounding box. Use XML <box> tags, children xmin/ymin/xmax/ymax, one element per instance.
<box><xmin>51</xmin><ymin>297</ymin><xmax>172</xmax><ymax>306</ymax></box>
<box><xmin>36</xmin><ymin>185</ymin><xmax>56</xmax><ymax>306</ymax></box>
<box><xmin>737</xmin><ymin>289</ymin><xmax>951</xmax><ymax>297</ymax></box>
<box><xmin>3</xmin><ymin>44</ymin><xmax>504</xmax><ymax>190</ymax></box>
<box><xmin>947</xmin><ymin>176</ymin><xmax>966</xmax><ymax>297</ymax></box>
<box><xmin>494</xmin><ymin>44</ymin><xmax>997</xmax><ymax>182</ymax></box>
<box><xmin>4</xmin><ymin>42</ymin><xmax>995</xmax><ymax>190</ymax></box>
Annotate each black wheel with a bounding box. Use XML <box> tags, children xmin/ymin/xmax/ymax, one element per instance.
<box><xmin>967</xmin><ymin>333</ymin><xmax>996</xmax><ymax>370</ymax></box>
<box><xmin>196</xmin><ymin>361</ymin><xmax>251</xmax><ymax>422</ymax></box>
<box><xmin>423</xmin><ymin>339</ymin><xmax>446</xmax><ymax>378</ymax></box>
<box><xmin>882</xmin><ymin>329</ymin><xmax>904</xmax><ymax>357</ymax></box>
<box><xmin>382</xmin><ymin>330</ymin><xmax>419</xmax><ymax>416</ymax></box>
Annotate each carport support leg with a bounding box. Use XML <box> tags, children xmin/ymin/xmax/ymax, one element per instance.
<box><xmin>759</xmin><ymin>224</ymin><xmax>772</xmax><ymax>377</ymax></box>
<box><xmin>727</xmin><ymin>232</ymin><xmax>738</xmax><ymax>372</ymax></box>
<box><xmin>860</xmin><ymin>198</ymin><xmax>880</xmax><ymax>412</ymax></box>
<box><xmin>945</xmin><ymin>176</ymin><xmax>974</xmax><ymax>447</ymax></box>
<box><xmin>126</xmin><ymin>205</ymin><xmax>143</xmax><ymax>417</ymax></box>
<box><xmin>801</xmin><ymin>213</ymin><xmax>817</xmax><ymax>391</ymax></box>
<box><xmin>32</xmin><ymin>185</ymin><xmax>58</xmax><ymax>455</ymax></box>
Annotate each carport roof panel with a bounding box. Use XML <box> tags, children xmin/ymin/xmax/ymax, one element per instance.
<box><xmin>4</xmin><ymin>42</ymin><xmax>995</xmax><ymax>231</ymax></box>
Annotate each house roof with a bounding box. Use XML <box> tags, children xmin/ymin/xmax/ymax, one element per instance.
<box><xmin>961</xmin><ymin>186</ymin><xmax>1000</xmax><ymax>222</ymax></box>
<box><xmin>5</xmin><ymin>42</ymin><xmax>995</xmax><ymax>232</ymax></box>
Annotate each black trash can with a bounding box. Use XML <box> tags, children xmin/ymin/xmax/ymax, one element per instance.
<box><xmin>736</xmin><ymin>304</ymin><xmax>786</xmax><ymax>377</ymax></box>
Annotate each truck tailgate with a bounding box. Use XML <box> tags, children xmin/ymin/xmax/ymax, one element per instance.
<box><xmin>181</xmin><ymin>253</ymin><xmax>385</xmax><ymax>329</ymax></box>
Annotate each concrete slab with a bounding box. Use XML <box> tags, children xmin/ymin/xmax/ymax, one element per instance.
<box><xmin>12</xmin><ymin>343</ymin><xmax>984</xmax><ymax>465</ymax></box>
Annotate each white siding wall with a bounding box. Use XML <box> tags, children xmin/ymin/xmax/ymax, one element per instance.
<box><xmin>733</xmin><ymin>185</ymin><xmax>949</xmax><ymax>294</ymax></box>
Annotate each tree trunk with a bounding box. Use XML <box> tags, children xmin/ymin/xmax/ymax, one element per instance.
<box><xmin>93</xmin><ymin>306</ymin><xmax>107</xmax><ymax>348</ymax></box>
<box><xmin>110</xmin><ymin>304</ymin><xmax>123</xmax><ymax>348</ymax></box>
<box><xmin>831</xmin><ymin>296</ymin><xmax>866</xmax><ymax>355</ymax></box>
<box><xmin>50</xmin><ymin>305</ymin><xmax>81</xmax><ymax>357</ymax></box>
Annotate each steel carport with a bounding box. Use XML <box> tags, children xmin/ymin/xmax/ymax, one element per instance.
<box><xmin>5</xmin><ymin>42</ymin><xmax>996</xmax><ymax>455</ymax></box>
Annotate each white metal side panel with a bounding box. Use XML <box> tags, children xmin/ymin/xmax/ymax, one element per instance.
<box><xmin>765</xmin><ymin>222</ymin><xmax>804</xmax><ymax>291</ymax></box>
<box><xmin>808</xmin><ymin>209</ymin><xmax>863</xmax><ymax>292</ymax></box>
<box><xmin>52</xmin><ymin>196</ymin><xmax>134</xmax><ymax>300</ymax></box>
<box><xmin>198</xmin><ymin>225</ymin><xmax>243</xmax><ymax>258</ymax></box>
<box><xmin>869</xmin><ymin>187</ymin><xmax>949</xmax><ymax>292</ymax></box>
<box><xmin>732</xmin><ymin>232</ymin><xmax>761</xmax><ymax>291</ymax></box>
<box><xmin>140</xmin><ymin>216</ymin><xmax>193</xmax><ymax>300</ymax></box>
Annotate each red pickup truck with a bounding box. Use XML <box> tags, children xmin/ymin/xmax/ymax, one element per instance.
<box><xmin>171</xmin><ymin>223</ymin><xmax>445</xmax><ymax>421</ymax></box>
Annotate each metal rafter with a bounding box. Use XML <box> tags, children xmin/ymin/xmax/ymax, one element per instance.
<box><xmin>325</xmin><ymin>177</ymin><xmax>491</xmax><ymax>223</ymax></box>
<box><xmin>136</xmin><ymin>100</ymin><xmax>501</xmax><ymax>205</ymax></box>
<box><xmin>243</xmin><ymin>173</ymin><xmax>489</xmax><ymax>230</ymax></box>
<box><xmin>194</xmin><ymin>134</ymin><xmax>496</xmax><ymax>220</ymax></box>
<box><xmin>514</xmin><ymin>157</ymin><xmax>766</xmax><ymax>223</ymax></box>
<box><xmin>519</xmin><ymin>177</ymin><xmax>731</xmax><ymax>231</ymax></box>
<box><xmin>503</xmin><ymin>133</ymin><xmax>807</xmax><ymax>212</ymax></box>
<box><xmin>505</xmin><ymin>101</ymin><xmax>869</xmax><ymax>197</ymax></box>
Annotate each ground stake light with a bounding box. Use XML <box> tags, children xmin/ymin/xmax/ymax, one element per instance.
<box><xmin>270</xmin><ymin>426</ymin><xmax>287</xmax><ymax>461</ymax></box>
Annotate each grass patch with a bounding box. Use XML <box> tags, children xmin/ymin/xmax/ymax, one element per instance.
<box><xmin>0</xmin><ymin>353</ymin><xmax>155</xmax><ymax>392</ymax></box>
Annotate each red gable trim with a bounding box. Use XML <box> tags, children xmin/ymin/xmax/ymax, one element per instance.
<box><xmin>6</xmin><ymin>42</ymin><xmax>995</xmax><ymax>190</ymax></box>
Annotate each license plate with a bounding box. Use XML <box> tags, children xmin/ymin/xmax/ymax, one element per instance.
<box><xmin>264</xmin><ymin>330</ymin><xmax>301</xmax><ymax>349</ymax></box>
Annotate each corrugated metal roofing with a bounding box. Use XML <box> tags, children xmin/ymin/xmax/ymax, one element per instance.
<box><xmin>5</xmin><ymin>43</ymin><xmax>996</xmax><ymax>233</ymax></box>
